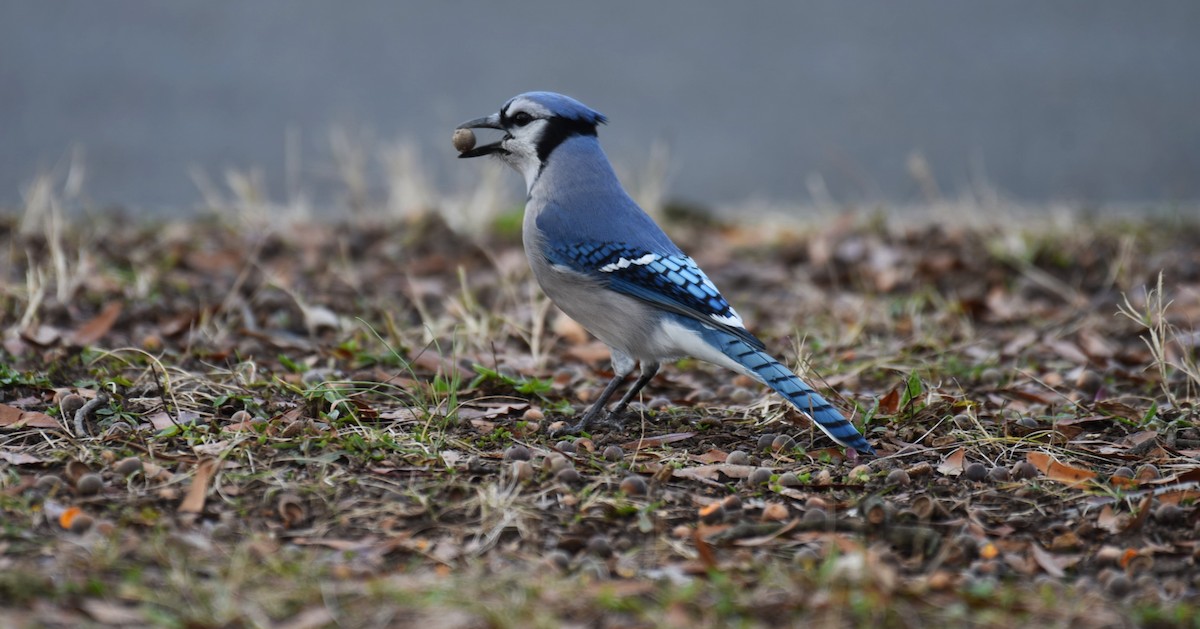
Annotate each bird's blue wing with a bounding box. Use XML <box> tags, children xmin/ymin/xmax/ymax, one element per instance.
<box><xmin>547</xmin><ymin>241</ymin><xmax>766</xmax><ymax>350</ymax></box>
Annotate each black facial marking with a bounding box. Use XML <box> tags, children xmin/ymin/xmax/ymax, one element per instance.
<box><xmin>535</xmin><ymin>117</ymin><xmax>599</xmax><ymax>163</ymax></box>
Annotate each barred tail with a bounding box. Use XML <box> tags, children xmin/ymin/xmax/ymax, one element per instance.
<box><xmin>718</xmin><ymin>336</ymin><xmax>874</xmax><ymax>455</ymax></box>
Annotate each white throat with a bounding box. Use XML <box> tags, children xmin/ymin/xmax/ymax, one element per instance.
<box><xmin>519</xmin><ymin>159</ymin><xmax>541</xmax><ymax>194</ymax></box>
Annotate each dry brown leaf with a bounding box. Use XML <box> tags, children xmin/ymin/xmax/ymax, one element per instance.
<box><xmin>1093</xmin><ymin>400</ymin><xmax>1142</xmax><ymax>422</ymax></box>
<box><xmin>692</xmin><ymin>527</ymin><xmax>718</xmax><ymax>570</ymax></box>
<box><xmin>1001</xmin><ymin>329</ymin><xmax>1038</xmax><ymax>356</ymax></box>
<box><xmin>1148</xmin><ymin>468</ymin><xmax>1200</xmax><ymax>486</ymax></box>
<box><xmin>158</xmin><ymin>310</ymin><xmax>201</xmax><ymax>337</ymax></box>
<box><xmin>805</xmin><ymin>447</ymin><xmax>847</xmax><ymax>465</ymax></box>
<box><xmin>1053</xmin><ymin>415</ymin><xmax>1113</xmax><ymax>431</ymax></box>
<box><xmin>20</xmin><ymin>325</ymin><xmax>62</xmax><ymax>347</ymax></box>
<box><xmin>378</xmin><ymin>407</ymin><xmax>420</xmax><ymax>422</ymax></box>
<box><xmin>620</xmin><ymin>431</ymin><xmax>696</xmax><ymax>450</ymax></box>
<box><xmin>145</xmin><ymin>410</ymin><xmax>202</xmax><ymax>431</ymax></box>
<box><xmin>1045</xmin><ymin>339</ymin><xmax>1089</xmax><ymax>365</ymax></box>
<box><xmin>1096</xmin><ymin>505</ymin><xmax>1127</xmax><ymax>534</ymax></box>
<box><xmin>937</xmin><ymin>447</ymin><xmax>966</xmax><ymax>476</ymax></box>
<box><xmin>1028</xmin><ymin>542</ymin><xmax>1067</xmax><ymax>578</ymax></box>
<box><xmin>0</xmin><ymin>448</ymin><xmax>46</xmax><ymax>465</ymax></box>
<box><xmin>81</xmin><ymin>600</ymin><xmax>146</xmax><ymax>625</ymax></box>
<box><xmin>878</xmin><ymin>386</ymin><xmax>902</xmax><ymax>415</ymax></box>
<box><xmin>273</xmin><ymin>407</ymin><xmax>305</xmax><ymax>425</ymax></box>
<box><xmin>1109</xmin><ymin>475</ymin><xmax>1139</xmax><ymax>489</ymax></box>
<box><xmin>469</xmin><ymin>418</ymin><xmax>497</xmax><ymax>432</ymax></box>
<box><xmin>674</xmin><ymin>463</ymin><xmax>756</xmax><ymax>482</ymax></box>
<box><xmin>1078</xmin><ymin>329</ymin><xmax>1116</xmax><ymax>359</ymax></box>
<box><xmin>179</xmin><ymin>458</ymin><xmax>220</xmax><ymax>514</ymax></box>
<box><xmin>291</xmin><ymin>537</ymin><xmax>375</xmax><ymax>551</ymax></box>
<box><xmin>67</xmin><ymin>302</ymin><xmax>123</xmax><ymax>347</ymax></box>
<box><xmin>457</xmin><ymin>402</ymin><xmax>529</xmax><ymax>421</ymax></box>
<box><xmin>985</xmin><ymin>286</ymin><xmax>1019</xmax><ymax>321</ymax></box>
<box><xmin>1026</xmin><ymin>452</ymin><xmax>1097</xmax><ymax>488</ymax></box>
<box><xmin>440</xmin><ymin>450</ymin><xmax>464</xmax><ymax>468</ymax></box>
<box><xmin>1156</xmin><ymin>489</ymin><xmax>1200</xmax><ymax>505</ymax></box>
<box><xmin>1124</xmin><ymin>495</ymin><xmax>1153</xmax><ymax>533</ymax></box>
<box><xmin>0</xmin><ymin>403</ymin><xmax>62</xmax><ymax>430</ymax></box>
<box><xmin>694</xmin><ymin>449</ymin><xmax>729</xmax><ymax>464</ymax></box>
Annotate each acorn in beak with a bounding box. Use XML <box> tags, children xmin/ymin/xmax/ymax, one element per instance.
<box><xmin>454</xmin><ymin>113</ymin><xmax>507</xmax><ymax>158</ymax></box>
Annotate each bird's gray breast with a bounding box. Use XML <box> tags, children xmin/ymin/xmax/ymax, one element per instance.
<box><xmin>523</xmin><ymin>209</ymin><xmax>660</xmax><ymax>359</ymax></box>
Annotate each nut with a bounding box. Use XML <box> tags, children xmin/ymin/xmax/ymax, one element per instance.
<box><xmin>885</xmin><ymin>469</ymin><xmax>911</xmax><ymax>486</ymax></box>
<box><xmin>771</xmin><ymin>434</ymin><xmax>796</xmax><ymax>452</ymax></box>
<box><xmin>114</xmin><ymin>457</ymin><xmax>143</xmax><ymax>478</ymax></box>
<box><xmin>76</xmin><ymin>473</ymin><xmax>103</xmax><ymax>496</ymax></box>
<box><xmin>1011</xmin><ymin>461</ymin><xmax>1039</xmax><ymax>480</ymax></box>
<box><xmin>503</xmin><ymin>444</ymin><xmax>531</xmax><ymax>462</ymax></box>
<box><xmin>452</xmin><ymin>128</ymin><xmax>476</xmax><ymax>153</ymax></box>
<box><xmin>35</xmin><ymin>474</ymin><xmax>65</xmax><ymax>492</ymax></box>
<box><xmin>554</xmin><ymin>467</ymin><xmax>583</xmax><ymax>485</ymax></box>
<box><xmin>68</xmin><ymin>513</ymin><xmax>95</xmax><ymax>534</ymax></box>
<box><xmin>510</xmin><ymin>460</ymin><xmax>535</xmax><ymax>482</ymax></box>
<box><xmin>761</xmin><ymin>502</ymin><xmax>789</xmax><ymax>522</ymax></box>
<box><xmin>59</xmin><ymin>393</ymin><xmax>86</xmax><ymax>417</ymax></box>
<box><xmin>725</xmin><ymin>450</ymin><xmax>750</xmax><ymax>466</ymax></box>
<box><xmin>542</xmin><ymin>453</ymin><xmax>571</xmax><ymax>474</ymax></box>
<box><xmin>848</xmin><ymin>464</ymin><xmax>871</xmax><ymax>484</ymax></box>
<box><xmin>618</xmin><ymin>475</ymin><xmax>647</xmax><ymax>496</ymax></box>
<box><xmin>963</xmin><ymin>462</ymin><xmax>988</xmax><ymax>482</ymax></box>
<box><xmin>987</xmin><ymin>466</ymin><xmax>1011</xmax><ymax>482</ymax></box>
<box><xmin>586</xmin><ymin>534</ymin><xmax>612</xmax><ymax>558</ymax></box>
<box><xmin>746</xmin><ymin>467</ymin><xmax>773</xmax><ymax>486</ymax></box>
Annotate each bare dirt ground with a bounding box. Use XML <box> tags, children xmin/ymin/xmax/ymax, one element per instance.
<box><xmin>1</xmin><ymin>204</ymin><xmax>1198</xmax><ymax>628</ymax></box>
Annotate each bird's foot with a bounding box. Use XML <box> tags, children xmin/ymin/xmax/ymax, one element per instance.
<box><xmin>551</xmin><ymin>408</ymin><xmax>628</xmax><ymax>437</ymax></box>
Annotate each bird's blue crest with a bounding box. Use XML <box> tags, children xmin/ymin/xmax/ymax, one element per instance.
<box><xmin>509</xmin><ymin>92</ymin><xmax>607</xmax><ymax>126</ymax></box>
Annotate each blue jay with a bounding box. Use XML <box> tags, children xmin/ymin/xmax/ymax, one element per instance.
<box><xmin>456</xmin><ymin>92</ymin><xmax>873</xmax><ymax>455</ymax></box>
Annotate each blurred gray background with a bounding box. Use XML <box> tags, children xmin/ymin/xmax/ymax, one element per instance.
<box><xmin>2</xmin><ymin>1</ymin><xmax>1198</xmax><ymax>214</ymax></box>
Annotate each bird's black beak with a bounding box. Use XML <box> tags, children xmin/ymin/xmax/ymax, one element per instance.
<box><xmin>455</xmin><ymin>113</ymin><xmax>507</xmax><ymax>158</ymax></box>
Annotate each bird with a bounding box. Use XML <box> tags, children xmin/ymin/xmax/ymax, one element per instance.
<box><xmin>456</xmin><ymin>92</ymin><xmax>874</xmax><ymax>455</ymax></box>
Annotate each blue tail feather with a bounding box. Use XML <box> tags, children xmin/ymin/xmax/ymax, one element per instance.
<box><xmin>719</xmin><ymin>335</ymin><xmax>874</xmax><ymax>455</ymax></box>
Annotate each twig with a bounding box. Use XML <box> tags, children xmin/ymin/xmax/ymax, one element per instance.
<box><xmin>73</xmin><ymin>392</ymin><xmax>109</xmax><ymax>437</ymax></box>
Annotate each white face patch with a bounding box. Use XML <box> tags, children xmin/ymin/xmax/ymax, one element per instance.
<box><xmin>599</xmin><ymin>253</ymin><xmax>659</xmax><ymax>273</ymax></box>
<box><xmin>495</xmin><ymin>98</ymin><xmax>558</xmax><ymax>192</ymax></box>
<box><xmin>494</xmin><ymin>118</ymin><xmax>548</xmax><ymax>190</ymax></box>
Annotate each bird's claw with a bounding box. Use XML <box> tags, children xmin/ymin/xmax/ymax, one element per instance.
<box><xmin>550</xmin><ymin>409</ymin><xmax>629</xmax><ymax>437</ymax></box>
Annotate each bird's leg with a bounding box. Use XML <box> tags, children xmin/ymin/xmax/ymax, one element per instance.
<box><xmin>557</xmin><ymin>349</ymin><xmax>636</xmax><ymax>435</ymax></box>
<box><xmin>607</xmin><ymin>362</ymin><xmax>660</xmax><ymax>418</ymax></box>
<box><xmin>567</xmin><ymin>372</ymin><xmax>628</xmax><ymax>434</ymax></box>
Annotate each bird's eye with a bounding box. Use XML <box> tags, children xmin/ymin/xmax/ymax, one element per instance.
<box><xmin>511</xmin><ymin>112</ymin><xmax>534</xmax><ymax>127</ymax></box>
